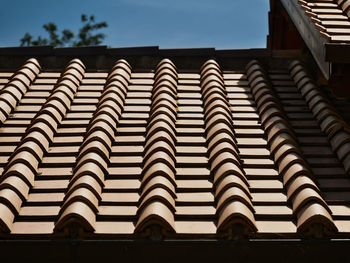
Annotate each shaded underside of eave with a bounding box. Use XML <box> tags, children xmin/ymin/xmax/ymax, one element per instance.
<box><xmin>0</xmin><ymin>239</ymin><xmax>350</xmax><ymax>263</ymax></box>
<box><xmin>325</xmin><ymin>42</ymin><xmax>350</xmax><ymax>62</ymax></box>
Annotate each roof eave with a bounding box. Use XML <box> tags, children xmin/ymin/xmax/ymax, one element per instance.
<box><xmin>280</xmin><ymin>0</ymin><xmax>330</xmax><ymax>79</ymax></box>
<box><xmin>0</xmin><ymin>239</ymin><xmax>350</xmax><ymax>262</ymax></box>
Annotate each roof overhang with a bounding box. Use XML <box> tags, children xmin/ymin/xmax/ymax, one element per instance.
<box><xmin>0</xmin><ymin>239</ymin><xmax>349</xmax><ymax>262</ymax></box>
<box><xmin>279</xmin><ymin>0</ymin><xmax>350</xmax><ymax>97</ymax></box>
<box><xmin>280</xmin><ymin>0</ymin><xmax>330</xmax><ymax>79</ymax></box>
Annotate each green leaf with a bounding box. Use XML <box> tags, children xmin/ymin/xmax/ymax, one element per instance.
<box><xmin>19</xmin><ymin>14</ymin><xmax>108</xmax><ymax>47</ymax></box>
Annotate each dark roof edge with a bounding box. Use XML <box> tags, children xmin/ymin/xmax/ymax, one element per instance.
<box><xmin>0</xmin><ymin>46</ymin><xmax>304</xmax><ymax>71</ymax></box>
<box><xmin>0</xmin><ymin>45</ymin><xmax>300</xmax><ymax>58</ymax></box>
<box><xmin>0</xmin><ymin>239</ymin><xmax>349</xmax><ymax>263</ymax></box>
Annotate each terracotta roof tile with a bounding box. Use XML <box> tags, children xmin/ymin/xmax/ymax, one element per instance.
<box><xmin>134</xmin><ymin>59</ymin><xmax>178</xmax><ymax>238</ymax></box>
<box><xmin>200</xmin><ymin>60</ymin><xmax>257</xmax><ymax>237</ymax></box>
<box><xmin>246</xmin><ymin>60</ymin><xmax>337</xmax><ymax>237</ymax></box>
<box><xmin>296</xmin><ymin>0</ymin><xmax>350</xmax><ymax>42</ymax></box>
<box><xmin>54</xmin><ymin>59</ymin><xmax>130</xmax><ymax>235</ymax></box>
<box><xmin>0</xmin><ymin>54</ymin><xmax>349</xmax><ymax>241</ymax></box>
<box><xmin>0</xmin><ymin>59</ymin><xmax>40</xmax><ymax>124</ymax></box>
<box><xmin>0</xmin><ymin>59</ymin><xmax>83</xmax><ymax>233</ymax></box>
<box><xmin>289</xmin><ymin>60</ymin><xmax>350</xmax><ymax>174</ymax></box>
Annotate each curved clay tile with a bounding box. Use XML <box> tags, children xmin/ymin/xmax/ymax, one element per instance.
<box><xmin>340</xmin><ymin>1</ymin><xmax>350</xmax><ymax>18</ymax></box>
<box><xmin>201</xmin><ymin>66</ymin><xmax>225</xmax><ymax>83</ymax></box>
<box><xmin>141</xmin><ymin>176</ymin><xmax>176</xmax><ymax>198</ymax></box>
<box><xmin>135</xmin><ymin>59</ymin><xmax>178</xmax><ymax>238</ymax></box>
<box><xmin>0</xmin><ymin>58</ymin><xmax>41</xmax><ymax>124</ymax></box>
<box><xmin>297</xmin><ymin>0</ymin><xmax>350</xmax><ymax>41</ymax></box>
<box><xmin>142</xmin><ymin>161</ymin><xmax>175</xmax><ymax>185</ymax></box>
<box><xmin>138</xmin><ymin>188</ymin><xmax>176</xmax><ymax>213</ymax></box>
<box><xmin>135</xmin><ymin>202</ymin><xmax>176</xmax><ymax>239</ymax></box>
<box><xmin>156</xmin><ymin>58</ymin><xmax>176</xmax><ymax>70</ymax></box>
<box><xmin>151</xmin><ymin>90</ymin><xmax>177</xmax><ymax>108</ymax></box>
<box><xmin>146</xmin><ymin>119</ymin><xmax>176</xmax><ymax>139</ymax></box>
<box><xmin>215</xmin><ymin>175</ymin><xmax>251</xmax><ymax>200</ymax></box>
<box><xmin>71</xmin><ymin>163</ymin><xmax>105</xmax><ymax>184</ymax></box>
<box><xmin>144</xmin><ymin>130</ymin><xmax>175</xmax><ymax>154</ymax></box>
<box><xmin>217</xmin><ymin>201</ymin><xmax>257</xmax><ymax>238</ymax></box>
<box><xmin>200</xmin><ymin>60</ymin><xmax>257</xmax><ymax>237</ymax></box>
<box><xmin>150</xmin><ymin>97</ymin><xmax>177</xmax><ymax>116</ymax></box>
<box><xmin>297</xmin><ymin>203</ymin><xmax>336</xmax><ymax>237</ymax></box>
<box><xmin>246</xmin><ymin>60</ymin><xmax>337</xmax><ymax>237</ymax></box>
<box><xmin>213</xmin><ymin>162</ymin><xmax>248</xmax><ymax>187</ymax></box>
<box><xmin>0</xmin><ymin>59</ymin><xmax>84</xmax><ymax>233</ymax></box>
<box><xmin>143</xmin><ymin>141</ymin><xmax>176</xmax><ymax>165</ymax></box>
<box><xmin>154</xmin><ymin>69</ymin><xmax>177</xmax><ymax>87</ymax></box>
<box><xmin>216</xmin><ymin>187</ymin><xmax>254</xmax><ymax>214</ymax></box>
<box><xmin>55</xmin><ymin>59</ymin><xmax>131</xmax><ymax>235</ymax></box>
<box><xmin>289</xmin><ymin>60</ymin><xmax>350</xmax><ymax>174</ymax></box>
<box><xmin>143</xmin><ymin>152</ymin><xmax>176</xmax><ymax>176</ymax></box>
<box><xmin>209</xmin><ymin>141</ymin><xmax>240</xmax><ymax>164</ymax></box>
<box><xmin>78</xmin><ymin>142</ymin><xmax>110</xmax><ymax>164</ymax></box>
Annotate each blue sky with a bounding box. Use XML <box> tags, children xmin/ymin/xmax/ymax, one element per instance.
<box><xmin>0</xmin><ymin>0</ymin><xmax>270</xmax><ymax>49</ymax></box>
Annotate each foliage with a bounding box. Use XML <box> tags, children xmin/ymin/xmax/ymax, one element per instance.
<box><xmin>20</xmin><ymin>14</ymin><xmax>108</xmax><ymax>47</ymax></box>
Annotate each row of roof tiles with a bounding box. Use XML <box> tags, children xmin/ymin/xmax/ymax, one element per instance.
<box><xmin>0</xmin><ymin>57</ymin><xmax>349</xmax><ymax>239</ymax></box>
<box><xmin>199</xmin><ymin>60</ymin><xmax>257</xmax><ymax>237</ymax></box>
<box><xmin>135</xmin><ymin>59</ymin><xmax>178</xmax><ymax>238</ymax></box>
<box><xmin>246</xmin><ymin>60</ymin><xmax>336</xmax><ymax>236</ymax></box>
<box><xmin>0</xmin><ymin>59</ymin><xmax>41</xmax><ymax>124</ymax></box>
<box><xmin>0</xmin><ymin>59</ymin><xmax>85</xmax><ymax>233</ymax></box>
<box><xmin>56</xmin><ymin>60</ymin><xmax>132</xmax><ymax>235</ymax></box>
<box><xmin>290</xmin><ymin>61</ymin><xmax>350</xmax><ymax>173</ymax></box>
<box><xmin>298</xmin><ymin>0</ymin><xmax>350</xmax><ymax>42</ymax></box>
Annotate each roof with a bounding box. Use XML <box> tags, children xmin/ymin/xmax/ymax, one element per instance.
<box><xmin>0</xmin><ymin>51</ymin><xmax>350</xmax><ymax>243</ymax></box>
<box><xmin>272</xmin><ymin>0</ymin><xmax>350</xmax><ymax>97</ymax></box>
<box><xmin>299</xmin><ymin>0</ymin><xmax>350</xmax><ymax>43</ymax></box>
<box><xmin>1</xmin><ymin>1</ymin><xmax>350</xmax><ymax>262</ymax></box>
